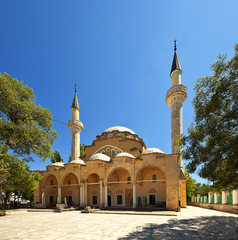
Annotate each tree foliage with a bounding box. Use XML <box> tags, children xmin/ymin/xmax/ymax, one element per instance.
<box><xmin>185</xmin><ymin>171</ymin><xmax>197</xmax><ymax>198</ymax></box>
<box><xmin>182</xmin><ymin>44</ymin><xmax>238</xmax><ymax>189</ymax></box>
<box><xmin>1</xmin><ymin>153</ymin><xmax>42</xmax><ymax>204</ymax></box>
<box><xmin>51</xmin><ymin>150</ymin><xmax>63</xmax><ymax>163</ymax></box>
<box><xmin>0</xmin><ymin>73</ymin><xmax>58</xmax><ymax>162</ymax></box>
<box><xmin>185</xmin><ymin>171</ymin><xmax>215</xmax><ymax>199</ymax></box>
<box><xmin>0</xmin><ymin>73</ymin><xmax>57</xmax><ymax>203</ymax></box>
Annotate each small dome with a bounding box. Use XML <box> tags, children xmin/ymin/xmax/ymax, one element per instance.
<box><xmin>115</xmin><ymin>152</ymin><xmax>135</xmax><ymax>158</ymax></box>
<box><xmin>51</xmin><ymin>162</ymin><xmax>64</xmax><ymax>167</ymax></box>
<box><xmin>89</xmin><ymin>153</ymin><xmax>110</xmax><ymax>162</ymax></box>
<box><xmin>142</xmin><ymin>148</ymin><xmax>165</xmax><ymax>155</ymax></box>
<box><xmin>69</xmin><ymin>159</ymin><xmax>86</xmax><ymax>165</ymax></box>
<box><xmin>103</xmin><ymin>126</ymin><xmax>135</xmax><ymax>135</ymax></box>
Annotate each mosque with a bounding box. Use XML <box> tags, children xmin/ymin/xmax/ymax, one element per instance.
<box><xmin>34</xmin><ymin>41</ymin><xmax>187</xmax><ymax>211</ymax></box>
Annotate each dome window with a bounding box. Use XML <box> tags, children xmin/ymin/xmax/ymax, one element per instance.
<box><xmin>102</xmin><ymin>150</ymin><xmax>105</xmax><ymax>154</ymax></box>
<box><xmin>116</xmin><ymin>150</ymin><xmax>120</xmax><ymax>154</ymax></box>
<box><xmin>108</xmin><ymin>134</ymin><xmax>113</xmax><ymax>138</ymax></box>
<box><xmin>111</xmin><ymin>149</ymin><xmax>115</xmax><ymax>157</ymax></box>
<box><xmin>50</xmin><ymin>179</ymin><xmax>54</xmax><ymax>186</ymax></box>
<box><xmin>106</xmin><ymin>148</ymin><xmax>110</xmax><ymax>152</ymax></box>
<box><xmin>152</xmin><ymin>174</ymin><xmax>157</xmax><ymax>183</ymax></box>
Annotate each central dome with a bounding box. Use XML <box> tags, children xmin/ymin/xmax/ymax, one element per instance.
<box><xmin>103</xmin><ymin>126</ymin><xmax>136</xmax><ymax>135</ymax></box>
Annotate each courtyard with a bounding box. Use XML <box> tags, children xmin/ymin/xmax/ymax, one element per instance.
<box><xmin>0</xmin><ymin>206</ymin><xmax>237</xmax><ymax>239</ymax></box>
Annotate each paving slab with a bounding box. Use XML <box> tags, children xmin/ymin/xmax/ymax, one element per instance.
<box><xmin>0</xmin><ymin>206</ymin><xmax>237</xmax><ymax>239</ymax></box>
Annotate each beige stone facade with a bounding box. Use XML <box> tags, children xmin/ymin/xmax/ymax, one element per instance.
<box><xmin>34</xmin><ymin>42</ymin><xmax>187</xmax><ymax>211</ymax></box>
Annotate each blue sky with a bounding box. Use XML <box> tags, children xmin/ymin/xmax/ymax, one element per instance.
<box><xmin>0</xmin><ymin>1</ymin><xmax>237</xmax><ymax>184</ymax></box>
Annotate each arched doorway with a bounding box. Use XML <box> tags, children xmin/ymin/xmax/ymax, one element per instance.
<box><xmin>43</xmin><ymin>174</ymin><xmax>58</xmax><ymax>207</ymax></box>
<box><xmin>87</xmin><ymin>173</ymin><xmax>100</xmax><ymax>207</ymax></box>
<box><xmin>61</xmin><ymin>173</ymin><xmax>79</xmax><ymax>207</ymax></box>
<box><xmin>136</xmin><ymin>165</ymin><xmax>166</xmax><ymax>208</ymax></box>
<box><xmin>107</xmin><ymin>168</ymin><xmax>132</xmax><ymax>207</ymax></box>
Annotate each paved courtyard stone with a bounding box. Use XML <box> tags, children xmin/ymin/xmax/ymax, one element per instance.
<box><xmin>0</xmin><ymin>206</ymin><xmax>237</xmax><ymax>239</ymax></box>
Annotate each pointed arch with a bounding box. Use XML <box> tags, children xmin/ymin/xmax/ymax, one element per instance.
<box><xmin>135</xmin><ymin>164</ymin><xmax>166</xmax><ymax>181</ymax></box>
<box><xmin>107</xmin><ymin>166</ymin><xmax>132</xmax><ymax>183</ymax></box>
<box><xmin>61</xmin><ymin>172</ymin><xmax>79</xmax><ymax>186</ymax></box>
<box><xmin>44</xmin><ymin>173</ymin><xmax>58</xmax><ymax>187</ymax></box>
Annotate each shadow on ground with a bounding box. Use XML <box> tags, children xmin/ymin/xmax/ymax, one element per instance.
<box><xmin>119</xmin><ymin>216</ymin><xmax>238</xmax><ymax>240</ymax></box>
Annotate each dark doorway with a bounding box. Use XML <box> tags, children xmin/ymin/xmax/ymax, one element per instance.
<box><xmin>67</xmin><ymin>196</ymin><xmax>73</xmax><ymax>206</ymax></box>
<box><xmin>126</xmin><ymin>189</ymin><xmax>133</xmax><ymax>207</ymax></box>
<box><xmin>149</xmin><ymin>194</ymin><xmax>156</xmax><ymax>205</ymax></box>
<box><xmin>108</xmin><ymin>195</ymin><xmax>111</xmax><ymax>207</ymax></box>
<box><xmin>50</xmin><ymin>195</ymin><xmax>54</xmax><ymax>204</ymax></box>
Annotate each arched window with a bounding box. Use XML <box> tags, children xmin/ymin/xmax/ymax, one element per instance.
<box><xmin>50</xmin><ymin>179</ymin><xmax>54</xmax><ymax>186</ymax></box>
<box><xmin>111</xmin><ymin>149</ymin><xmax>115</xmax><ymax>157</ymax></box>
<box><xmin>102</xmin><ymin>150</ymin><xmax>105</xmax><ymax>154</ymax></box>
<box><xmin>152</xmin><ymin>174</ymin><xmax>156</xmax><ymax>183</ymax></box>
<box><xmin>127</xmin><ymin>176</ymin><xmax>131</xmax><ymax>184</ymax></box>
<box><xmin>68</xmin><ymin>179</ymin><xmax>71</xmax><ymax>185</ymax></box>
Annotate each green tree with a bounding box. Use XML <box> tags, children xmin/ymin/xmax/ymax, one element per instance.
<box><xmin>0</xmin><ymin>73</ymin><xmax>57</xmax><ymax>204</ymax></box>
<box><xmin>185</xmin><ymin>171</ymin><xmax>197</xmax><ymax>199</ymax></box>
<box><xmin>0</xmin><ymin>73</ymin><xmax>58</xmax><ymax>162</ymax></box>
<box><xmin>1</xmin><ymin>153</ymin><xmax>42</xmax><ymax>205</ymax></box>
<box><xmin>51</xmin><ymin>150</ymin><xmax>63</xmax><ymax>163</ymax></box>
<box><xmin>182</xmin><ymin>44</ymin><xmax>238</xmax><ymax>189</ymax></box>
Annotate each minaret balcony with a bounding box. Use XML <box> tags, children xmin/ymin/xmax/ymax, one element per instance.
<box><xmin>68</xmin><ymin>119</ymin><xmax>83</xmax><ymax>131</ymax></box>
<box><xmin>166</xmin><ymin>84</ymin><xmax>187</xmax><ymax>106</ymax></box>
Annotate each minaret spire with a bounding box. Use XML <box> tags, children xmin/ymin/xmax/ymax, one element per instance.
<box><xmin>71</xmin><ymin>84</ymin><xmax>80</xmax><ymax>110</ymax></box>
<box><xmin>170</xmin><ymin>39</ymin><xmax>182</xmax><ymax>77</ymax></box>
<box><xmin>166</xmin><ymin>40</ymin><xmax>187</xmax><ymax>168</ymax></box>
<box><xmin>68</xmin><ymin>86</ymin><xmax>84</xmax><ymax>164</ymax></box>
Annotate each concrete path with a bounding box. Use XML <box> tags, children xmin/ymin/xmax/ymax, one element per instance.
<box><xmin>0</xmin><ymin>206</ymin><xmax>237</xmax><ymax>239</ymax></box>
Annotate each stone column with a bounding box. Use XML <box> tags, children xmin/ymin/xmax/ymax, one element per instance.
<box><xmin>197</xmin><ymin>194</ymin><xmax>200</xmax><ymax>203</ymax></box>
<box><xmin>204</xmin><ymin>196</ymin><xmax>207</xmax><ymax>203</ymax></box>
<box><xmin>232</xmin><ymin>189</ymin><xmax>238</xmax><ymax>205</ymax></box>
<box><xmin>57</xmin><ymin>187</ymin><xmax>61</xmax><ymax>204</ymax></box>
<box><xmin>222</xmin><ymin>191</ymin><xmax>229</xmax><ymax>204</ymax></box>
<box><xmin>42</xmin><ymin>192</ymin><xmax>45</xmax><ymax>207</ymax></box>
<box><xmin>133</xmin><ymin>184</ymin><xmax>136</xmax><ymax>209</ymax></box>
<box><xmin>214</xmin><ymin>192</ymin><xmax>219</xmax><ymax>204</ymax></box>
<box><xmin>208</xmin><ymin>192</ymin><xmax>213</xmax><ymax>203</ymax></box>
<box><xmin>100</xmin><ymin>180</ymin><xmax>103</xmax><ymax>208</ymax></box>
<box><xmin>104</xmin><ymin>185</ymin><xmax>108</xmax><ymax>208</ymax></box>
<box><xmin>82</xmin><ymin>183</ymin><xmax>85</xmax><ymax>207</ymax></box>
<box><xmin>84</xmin><ymin>182</ymin><xmax>88</xmax><ymax>206</ymax></box>
<box><xmin>80</xmin><ymin>186</ymin><xmax>83</xmax><ymax>207</ymax></box>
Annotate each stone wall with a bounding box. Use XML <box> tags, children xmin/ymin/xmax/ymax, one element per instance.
<box><xmin>188</xmin><ymin>202</ymin><xmax>238</xmax><ymax>215</ymax></box>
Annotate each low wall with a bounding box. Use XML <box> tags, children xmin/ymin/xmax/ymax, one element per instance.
<box><xmin>189</xmin><ymin>202</ymin><xmax>238</xmax><ymax>215</ymax></box>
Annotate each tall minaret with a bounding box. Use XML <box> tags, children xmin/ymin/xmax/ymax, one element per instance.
<box><xmin>68</xmin><ymin>85</ymin><xmax>83</xmax><ymax>162</ymax></box>
<box><xmin>166</xmin><ymin>40</ymin><xmax>187</xmax><ymax>168</ymax></box>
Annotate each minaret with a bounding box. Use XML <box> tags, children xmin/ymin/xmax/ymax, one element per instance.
<box><xmin>68</xmin><ymin>85</ymin><xmax>83</xmax><ymax>162</ymax></box>
<box><xmin>166</xmin><ymin>40</ymin><xmax>187</xmax><ymax>168</ymax></box>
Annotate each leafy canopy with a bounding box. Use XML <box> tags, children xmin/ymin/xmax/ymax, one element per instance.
<box><xmin>0</xmin><ymin>73</ymin><xmax>57</xmax><ymax>161</ymax></box>
<box><xmin>0</xmin><ymin>73</ymin><xmax>57</xmax><ymax>203</ymax></box>
<box><xmin>1</xmin><ymin>153</ymin><xmax>42</xmax><ymax>203</ymax></box>
<box><xmin>51</xmin><ymin>150</ymin><xmax>63</xmax><ymax>163</ymax></box>
<box><xmin>182</xmin><ymin>44</ymin><xmax>238</xmax><ymax>190</ymax></box>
